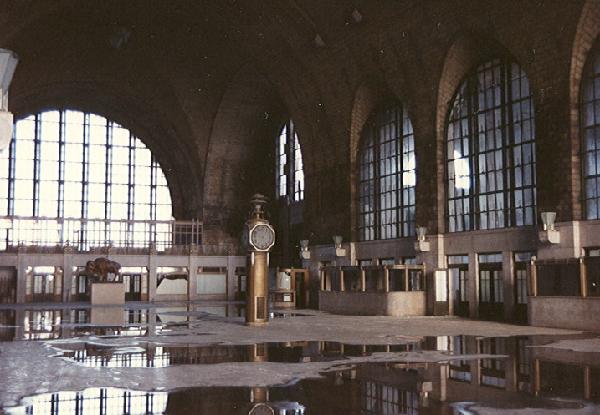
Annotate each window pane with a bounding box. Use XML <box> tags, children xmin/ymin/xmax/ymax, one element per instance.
<box><xmin>583</xmin><ymin>44</ymin><xmax>600</xmax><ymax>219</ymax></box>
<box><xmin>447</xmin><ymin>59</ymin><xmax>536</xmax><ymax>231</ymax></box>
<box><xmin>7</xmin><ymin>109</ymin><xmax>173</xmax><ymax>248</ymax></box>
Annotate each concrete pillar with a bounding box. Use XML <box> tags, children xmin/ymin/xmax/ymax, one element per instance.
<box><xmin>503</xmin><ymin>251</ymin><xmax>515</xmax><ymax>321</ymax></box>
<box><xmin>360</xmin><ymin>269</ymin><xmax>366</xmax><ymax>292</ymax></box>
<box><xmin>469</xmin><ymin>336</ymin><xmax>480</xmax><ymax>385</ymax></box>
<box><xmin>14</xmin><ymin>309</ymin><xmax>25</xmax><ymax>340</ymax></box>
<box><xmin>448</xmin><ymin>265</ymin><xmax>455</xmax><ymax>316</ymax></box>
<box><xmin>504</xmin><ymin>338</ymin><xmax>518</xmax><ymax>392</ymax></box>
<box><xmin>580</xmin><ymin>257</ymin><xmax>588</xmax><ymax>297</ymax></box>
<box><xmin>62</xmin><ymin>247</ymin><xmax>74</xmax><ymax>302</ymax></box>
<box><xmin>147</xmin><ymin>252</ymin><xmax>157</xmax><ymax>302</ymax></box>
<box><xmin>339</xmin><ymin>268</ymin><xmax>345</xmax><ymax>291</ymax></box>
<box><xmin>188</xmin><ymin>254</ymin><xmax>200</xmax><ymax>301</ymax></box>
<box><xmin>383</xmin><ymin>267</ymin><xmax>390</xmax><ymax>292</ymax></box>
<box><xmin>16</xmin><ymin>247</ymin><xmax>27</xmax><ymax>303</ymax></box>
<box><xmin>584</xmin><ymin>366</ymin><xmax>591</xmax><ymax>400</ymax></box>
<box><xmin>227</xmin><ymin>256</ymin><xmax>237</xmax><ymax>301</ymax></box>
<box><xmin>468</xmin><ymin>254</ymin><xmax>479</xmax><ymax>318</ymax></box>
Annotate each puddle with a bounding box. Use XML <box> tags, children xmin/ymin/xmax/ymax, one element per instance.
<box><xmin>52</xmin><ymin>335</ymin><xmax>569</xmax><ymax>368</ymax></box>
<box><xmin>5</xmin><ymin>357</ymin><xmax>600</xmax><ymax>414</ymax></box>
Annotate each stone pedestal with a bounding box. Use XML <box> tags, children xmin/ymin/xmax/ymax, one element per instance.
<box><xmin>90</xmin><ymin>282</ymin><xmax>125</xmax><ymax>305</ymax></box>
<box><xmin>90</xmin><ymin>307</ymin><xmax>125</xmax><ymax>325</ymax></box>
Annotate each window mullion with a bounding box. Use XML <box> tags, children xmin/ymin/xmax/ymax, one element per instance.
<box><xmin>468</xmin><ymin>76</ymin><xmax>478</xmax><ymax>231</ymax></box>
<box><xmin>81</xmin><ymin>113</ymin><xmax>90</xmax><ymax>248</ymax></box>
<box><xmin>58</xmin><ymin>110</ymin><xmax>65</xmax><ymax>219</ymax></box>
<box><xmin>503</xmin><ymin>61</ymin><xmax>515</xmax><ymax>228</ymax></box>
<box><xmin>374</xmin><ymin>119</ymin><xmax>381</xmax><ymax>240</ymax></box>
<box><xmin>7</xmin><ymin>129</ymin><xmax>16</xmax><ymax>215</ymax></box>
<box><xmin>33</xmin><ymin>114</ymin><xmax>41</xmax><ymax>217</ymax></box>
<box><xmin>396</xmin><ymin>107</ymin><xmax>402</xmax><ymax>238</ymax></box>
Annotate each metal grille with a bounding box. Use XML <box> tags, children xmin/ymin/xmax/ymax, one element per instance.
<box><xmin>256</xmin><ymin>296</ymin><xmax>266</xmax><ymax>320</ymax></box>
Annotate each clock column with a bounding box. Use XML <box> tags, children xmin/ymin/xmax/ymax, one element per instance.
<box><xmin>245</xmin><ymin>194</ymin><xmax>275</xmax><ymax>326</ymax></box>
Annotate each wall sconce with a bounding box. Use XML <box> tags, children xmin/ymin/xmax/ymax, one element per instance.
<box><xmin>333</xmin><ymin>235</ymin><xmax>346</xmax><ymax>257</ymax></box>
<box><xmin>0</xmin><ymin>49</ymin><xmax>18</xmax><ymax>152</ymax></box>
<box><xmin>539</xmin><ymin>211</ymin><xmax>560</xmax><ymax>244</ymax></box>
<box><xmin>414</xmin><ymin>226</ymin><xmax>430</xmax><ymax>252</ymax></box>
<box><xmin>299</xmin><ymin>239</ymin><xmax>311</xmax><ymax>260</ymax></box>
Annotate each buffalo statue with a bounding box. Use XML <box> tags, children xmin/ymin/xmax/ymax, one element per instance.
<box><xmin>85</xmin><ymin>257</ymin><xmax>122</xmax><ymax>282</ymax></box>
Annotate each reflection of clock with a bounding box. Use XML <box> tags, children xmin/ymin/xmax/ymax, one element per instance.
<box><xmin>249</xmin><ymin>224</ymin><xmax>275</xmax><ymax>251</ymax></box>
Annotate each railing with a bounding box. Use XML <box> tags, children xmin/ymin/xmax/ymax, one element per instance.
<box><xmin>320</xmin><ymin>264</ymin><xmax>426</xmax><ymax>293</ymax></box>
<box><xmin>0</xmin><ymin>216</ymin><xmax>203</xmax><ymax>253</ymax></box>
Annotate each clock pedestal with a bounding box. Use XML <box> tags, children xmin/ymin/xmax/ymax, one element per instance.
<box><xmin>245</xmin><ymin>194</ymin><xmax>275</xmax><ymax>326</ymax></box>
<box><xmin>246</xmin><ymin>250</ymin><xmax>269</xmax><ymax>326</ymax></box>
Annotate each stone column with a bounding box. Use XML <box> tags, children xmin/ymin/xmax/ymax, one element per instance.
<box><xmin>16</xmin><ymin>246</ymin><xmax>27</xmax><ymax>303</ymax></box>
<box><xmin>227</xmin><ymin>256</ymin><xmax>237</xmax><ymax>301</ymax></box>
<box><xmin>62</xmin><ymin>246</ymin><xmax>74</xmax><ymax>302</ymax></box>
<box><xmin>503</xmin><ymin>251</ymin><xmax>515</xmax><ymax>321</ymax></box>
<box><xmin>147</xmin><ymin>249</ymin><xmax>157</xmax><ymax>302</ymax></box>
<box><xmin>188</xmin><ymin>245</ymin><xmax>199</xmax><ymax>301</ymax></box>
<box><xmin>468</xmin><ymin>254</ymin><xmax>479</xmax><ymax>318</ymax></box>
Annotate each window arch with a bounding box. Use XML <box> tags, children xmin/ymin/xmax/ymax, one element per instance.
<box><xmin>446</xmin><ymin>59</ymin><xmax>536</xmax><ymax>232</ymax></box>
<box><xmin>0</xmin><ymin>109</ymin><xmax>172</xmax><ymax>221</ymax></box>
<box><xmin>276</xmin><ymin>120</ymin><xmax>304</xmax><ymax>202</ymax></box>
<box><xmin>358</xmin><ymin>103</ymin><xmax>416</xmax><ymax>241</ymax></box>
<box><xmin>582</xmin><ymin>41</ymin><xmax>600</xmax><ymax>219</ymax></box>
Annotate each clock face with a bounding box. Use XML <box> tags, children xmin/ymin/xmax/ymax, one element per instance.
<box><xmin>249</xmin><ymin>224</ymin><xmax>275</xmax><ymax>251</ymax></box>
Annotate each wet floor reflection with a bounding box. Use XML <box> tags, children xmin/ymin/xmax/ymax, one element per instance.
<box><xmin>7</xmin><ymin>355</ymin><xmax>600</xmax><ymax>414</ymax></box>
<box><xmin>0</xmin><ymin>305</ymin><xmax>311</xmax><ymax>342</ymax></box>
<box><xmin>56</xmin><ymin>340</ymin><xmax>437</xmax><ymax>368</ymax></box>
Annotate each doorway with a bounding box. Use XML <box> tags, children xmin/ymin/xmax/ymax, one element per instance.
<box><xmin>479</xmin><ymin>253</ymin><xmax>504</xmax><ymax>320</ymax></box>
<box><xmin>448</xmin><ymin>255</ymin><xmax>469</xmax><ymax>317</ymax></box>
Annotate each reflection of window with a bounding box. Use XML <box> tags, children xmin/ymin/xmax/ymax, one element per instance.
<box><xmin>582</xmin><ymin>43</ymin><xmax>600</xmax><ymax>219</ymax></box>
<box><xmin>362</xmin><ymin>380</ymin><xmax>418</xmax><ymax>415</ymax></box>
<box><xmin>2</xmin><ymin>110</ymin><xmax>172</xmax><ymax>222</ymax></box>
<box><xmin>276</xmin><ymin>120</ymin><xmax>304</xmax><ymax>202</ymax></box>
<box><xmin>479</xmin><ymin>337</ymin><xmax>507</xmax><ymax>388</ymax></box>
<box><xmin>447</xmin><ymin>59</ymin><xmax>536</xmax><ymax>232</ymax></box>
<box><xmin>359</xmin><ymin>103</ymin><xmax>416</xmax><ymax>241</ymax></box>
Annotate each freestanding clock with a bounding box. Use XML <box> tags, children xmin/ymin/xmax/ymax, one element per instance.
<box><xmin>245</xmin><ymin>193</ymin><xmax>275</xmax><ymax>326</ymax></box>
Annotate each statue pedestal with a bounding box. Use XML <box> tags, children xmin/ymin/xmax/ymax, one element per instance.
<box><xmin>90</xmin><ymin>282</ymin><xmax>125</xmax><ymax>305</ymax></box>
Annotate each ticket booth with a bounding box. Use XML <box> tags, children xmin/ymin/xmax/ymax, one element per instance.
<box><xmin>270</xmin><ymin>268</ymin><xmax>309</xmax><ymax>308</ymax></box>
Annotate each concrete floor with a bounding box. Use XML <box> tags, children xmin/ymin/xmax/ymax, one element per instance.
<box><xmin>0</xmin><ymin>301</ymin><xmax>597</xmax><ymax>413</ymax></box>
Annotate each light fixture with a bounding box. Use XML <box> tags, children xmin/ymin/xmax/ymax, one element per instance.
<box><xmin>414</xmin><ymin>226</ymin><xmax>430</xmax><ymax>252</ymax></box>
<box><xmin>539</xmin><ymin>211</ymin><xmax>560</xmax><ymax>244</ymax></box>
<box><xmin>299</xmin><ymin>239</ymin><xmax>311</xmax><ymax>260</ymax></box>
<box><xmin>0</xmin><ymin>49</ymin><xmax>18</xmax><ymax>152</ymax></box>
<box><xmin>333</xmin><ymin>235</ymin><xmax>346</xmax><ymax>257</ymax></box>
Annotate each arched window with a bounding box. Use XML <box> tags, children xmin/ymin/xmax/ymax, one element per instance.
<box><xmin>0</xmin><ymin>109</ymin><xmax>172</xmax><ymax>247</ymax></box>
<box><xmin>582</xmin><ymin>42</ymin><xmax>600</xmax><ymax>219</ymax></box>
<box><xmin>358</xmin><ymin>103</ymin><xmax>416</xmax><ymax>241</ymax></box>
<box><xmin>446</xmin><ymin>59</ymin><xmax>536</xmax><ymax>232</ymax></box>
<box><xmin>276</xmin><ymin>120</ymin><xmax>304</xmax><ymax>202</ymax></box>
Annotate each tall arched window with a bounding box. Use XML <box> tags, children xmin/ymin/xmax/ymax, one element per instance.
<box><xmin>446</xmin><ymin>59</ymin><xmax>536</xmax><ymax>232</ymax></box>
<box><xmin>0</xmin><ymin>109</ymin><xmax>172</xmax><ymax>247</ymax></box>
<box><xmin>276</xmin><ymin>120</ymin><xmax>304</xmax><ymax>202</ymax></box>
<box><xmin>582</xmin><ymin>42</ymin><xmax>600</xmax><ymax>219</ymax></box>
<box><xmin>358</xmin><ymin>103</ymin><xmax>416</xmax><ymax>241</ymax></box>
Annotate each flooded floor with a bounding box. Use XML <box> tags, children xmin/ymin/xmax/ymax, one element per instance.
<box><xmin>0</xmin><ymin>302</ymin><xmax>599</xmax><ymax>414</ymax></box>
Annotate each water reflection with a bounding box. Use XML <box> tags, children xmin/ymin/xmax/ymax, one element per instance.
<box><xmin>9</xmin><ymin>353</ymin><xmax>599</xmax><ymax>414</ymax></box>
<box><xmin>7</xmin><ymin>388</ymin><xmax>169</xmax><ymax>415</ymax></box>
<box><xmin>57</xmin><ymin>340</ymin><xmax>430</xmax><ymax>368</ymax></box>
